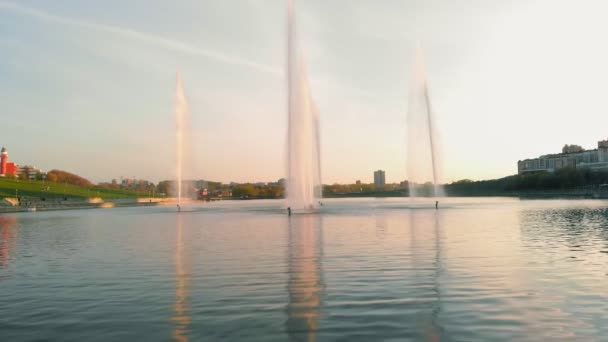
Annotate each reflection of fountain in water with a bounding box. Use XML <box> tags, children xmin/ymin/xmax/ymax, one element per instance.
<box><xmin>430</xmin><ymin>211</ymin><xmax>444</xmax><ymax>340</ymax></box>
<box><xmin>286</xmin><ymin>214</ymin><xmax>324</xmax><ymax>341</ymax></box>
<box><xmin>286</xmin><ymin>0</ymin><xmax>322</xmax><ymax>211</ymax></box>
<box><xmin>0</xmin><ymin>216</ymin><xmax>17</xmax><ymax>270</ymax></box>
<box><xmin>174</xmin><ymin>72</ymin><xmax>193</xmax><ymax>205</ymax></box>
<box><xmin>375</xmin><ymin>214</ymin><xmax>387</xmax><ymax>240</ymax></box>
<box><xmin>406</xmin><ymin>48</ymin><xmax>445</xmax><ymax>198</ymax></box>
<box><xmin>171</xmin><ymin>215</ymin><xmax>191</xmax><ymax>342</ymax></box>
<box><xmin>408</xmin><ymin>210</ymin><xmax>444</xmax><ymax>339</ymax></box>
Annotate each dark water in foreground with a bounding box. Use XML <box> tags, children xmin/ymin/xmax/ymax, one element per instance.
<box><xmin>1</xmin><ymin>198</ymin><xmax>607</xmax><ymax>341</ymax></box>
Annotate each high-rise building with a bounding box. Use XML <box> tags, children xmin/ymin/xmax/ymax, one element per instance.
<box><xmin>374</xmin><ymin>170</ymin><xmax>385</xmax><ymax>187</ymax></box>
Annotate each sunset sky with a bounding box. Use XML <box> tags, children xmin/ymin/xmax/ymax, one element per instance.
<box><xmin>2</xmin><ymin>0</ymin><xmax>608</xmax><ymax>184</ymax></box>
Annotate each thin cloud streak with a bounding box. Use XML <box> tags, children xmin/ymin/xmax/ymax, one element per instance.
<box><xmin>0</xmin><ymin>1</ymin><xmax>391</xmax><ymax>103</ymax></box>
<box><xmin>0</xmin><ymin>1</ymin><xmax>282</xmax><ymax>76</ymax></box>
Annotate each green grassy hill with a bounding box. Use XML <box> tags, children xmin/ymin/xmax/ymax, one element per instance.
<box><xmin>0</xmin><ymin>178</ymin><xmax>149</xmax><ymax>200</ymax></box>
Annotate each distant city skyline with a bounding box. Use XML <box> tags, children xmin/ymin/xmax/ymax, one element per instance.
<box><xmin>2</xmin><ymin>1</ymin><xmax>608</xmax><ymax>184</ymax></box>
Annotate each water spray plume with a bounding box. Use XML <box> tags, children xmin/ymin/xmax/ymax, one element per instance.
<box><xmin>174</xmin><ymin>72</ymin><xmax>189</xmax><ymax>206</ymax></box>
<box><xmin>286</xmin><ymin>0</ymin><xmax>323</xmax><ymax>211</ymax></box>
<box><xmin>406</xmin><ymin>47</ymin><xmax>445</xmax><ymax>198</ymax></box>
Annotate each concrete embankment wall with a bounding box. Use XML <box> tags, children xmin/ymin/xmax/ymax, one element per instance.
<box><xmin>0</xmin><ymin>197</ymin><xmax>164</xmax><ymax>213</ymax></box>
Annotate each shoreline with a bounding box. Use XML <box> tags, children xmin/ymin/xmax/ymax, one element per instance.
<box><xmin>3</xmin><ymin>192</ymin><xmax>608</xmax><ymax>214</ymax></box>
<box><xmin>0</xmin><ymin>201</ymin><xmax>161</xmax><ymax>214</ymax></box>
<box><xmin>0</xmin><ymin>197</ymin><xmax>214</xmax><ymax>214</ymax></box>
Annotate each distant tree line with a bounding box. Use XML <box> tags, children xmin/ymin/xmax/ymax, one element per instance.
<box><xmin>154</xmin><ymin>180</ymin><xmax>285</xmax><ymax>199</ymax></box>
<box><xmin>41</xmin><ymin>166</ymin><xmax>608</xmax><ymax>200</ymax></box>
<box><xmin>231</xmin><ymin>184</ymin><xmax>283</xmax><ymax>199</ymax></box>
<box><xmin>322</xmin><ymin>183</ymin><xmax>409</xmax><ymax>197</ymax></box>
<box><xmin>446</xmin><ymin>167</ymin><xmax>608</xmax><ymax>195</ymax></box>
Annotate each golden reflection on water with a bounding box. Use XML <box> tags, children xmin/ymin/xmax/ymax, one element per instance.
<box><xmin>0</xmin><ymin>216</ymin><xmax>18</xmax><ymax>269</ymax></box>
<box><xmin>286</xmin><ymin>214</ymin><xmax>323</xmax><ymax>342</ymax></box>
<box><xmin>409</xmin><ymin>210</ymin><xmax>443</xmax><ymax>342</ymax></box>
<box><xmin>171</xmin><ymin>215</ymin><xmax>191</xmax><ymax>342</ymax></box>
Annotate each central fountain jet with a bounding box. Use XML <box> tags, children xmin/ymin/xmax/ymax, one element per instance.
<box><xmin>406</xmin><ymin>48</ymin><xmax>444</xmax><ymax>198</ymax></box>
<box><xmin>174</xmin><ymin>72</ymin><xmax>191</xmax><ymax>207</ymax></box>
<box><xmin>286</xmin><ymin>0</ymin><xmax>322</xmax><ymax>211</ymax></box>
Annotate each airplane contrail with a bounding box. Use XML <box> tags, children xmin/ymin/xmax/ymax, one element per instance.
<box><xmin>0</xmin><ymin>1</ymin><xmax>389</xmax><ymax>101</ymax></box>
<box><xmin>0</xmin><ymin>1</ymin><xmax>282</xmax><ymax>76</ymax></box>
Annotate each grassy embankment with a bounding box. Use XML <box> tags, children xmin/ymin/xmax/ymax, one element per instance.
<box><xmin>0</xmin><ymin>178</ymin><xmax>149</xmax><ymax>200</ymax></box>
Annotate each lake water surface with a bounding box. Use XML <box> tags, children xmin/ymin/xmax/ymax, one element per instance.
<box><xmin>1</xmin><ymin>198</ymin><xmax>607</xmax><ymax>341</ymax></box>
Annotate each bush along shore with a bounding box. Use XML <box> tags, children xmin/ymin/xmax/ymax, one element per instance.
<box><xmin>445</xmin><ymin>167</ymin><xmax>608</xmax><ymax>198</ymax></box>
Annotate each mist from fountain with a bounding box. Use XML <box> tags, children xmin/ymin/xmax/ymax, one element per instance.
<box><xmin>174</xmin><ymin>72</ymin><xmax>192</xmax><ymax>205</ymax></box>
<box><xmin>286</xmin><ymin>0</ymin><xmax>322</xmax><ymax>211</ymax></box>
<box><xmin>406</xmin><ymin>48</ymin><xmax>445</xmax><ymax>198</ymax></box>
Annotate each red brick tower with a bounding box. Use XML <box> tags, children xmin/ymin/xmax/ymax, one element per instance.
<box><xmin>0</xmin><ymin>147</ymin><xmax>7</xmax><ymax>176</ymax></box>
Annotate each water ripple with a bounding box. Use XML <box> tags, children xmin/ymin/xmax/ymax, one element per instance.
<box><xmin>0</xmin><ymin>198</ymin><xmax>607</xmax><ymax>340</ymax></box>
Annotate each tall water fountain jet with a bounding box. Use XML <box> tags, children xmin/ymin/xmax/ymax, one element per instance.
<box><xmin>174</xmin><ymin>72</ymin><xmax>192</xmax><ymax>205</ymax></box>
<box><xmin>286</xmin><ymin>0</ymin><xmax>322</xmax><ymax>210</ymax></box>
<box><xmin>406</xmin><ymin>48</ymin><xmax>445</xmax><ymax>198</ymax></box>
